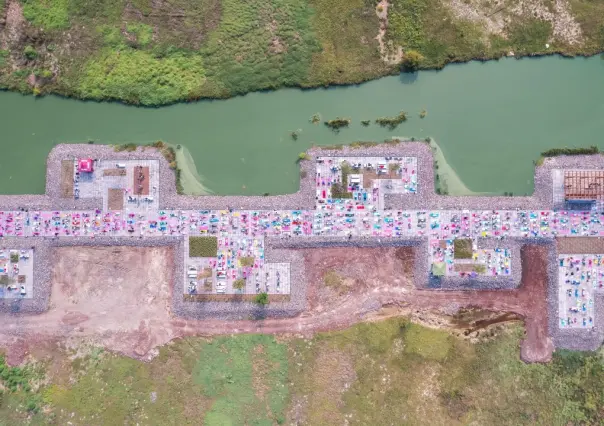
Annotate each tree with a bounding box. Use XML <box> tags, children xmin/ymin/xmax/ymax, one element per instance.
<box><xmin>254</xmin><ymin>292</ymin><xmax>269</xmax><ymax>305</ymax></box>
<box><xmin>23</xmin><ymin>45</ymin><xmax>37</xmax><ymax>60</ymax></box>
<box><xmin>401</xmin><ymin>50</ymin><xmax>424</xmax><ymax>71</ymax></box>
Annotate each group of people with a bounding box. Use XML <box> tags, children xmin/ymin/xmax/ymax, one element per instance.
<box><xmin>559</xmin><ymin>255</ymin><xmax>600</xmax><ymax>328</ymax></box>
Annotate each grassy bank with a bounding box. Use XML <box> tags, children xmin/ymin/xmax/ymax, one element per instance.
<box><xmin>2</xmin><ymin>319</ymin><xmax>604</xmax><ymax>424</ymax></box>
<box><xmin>0</xmin><ymin>0</ymin><xmax>603</xmax><ymax>105</ymax></box>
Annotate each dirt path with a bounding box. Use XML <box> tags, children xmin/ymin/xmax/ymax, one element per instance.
<box><xmin>0</xmin><ymin>245</ymin><xmax>552</xmax><ymax>365</ymax></box>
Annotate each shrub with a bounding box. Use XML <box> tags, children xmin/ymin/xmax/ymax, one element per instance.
<box><xmin>401</xmin><ymin>50</ymin><xmax>424</xmax><ymax>71</ymax></box>
<box><xmin>114</xmin><ymin>143</ymin><xmax>137</xmax><ymax>152</ymax></box>
<box><xmin>254</xmin><ymin>292</ymin><xmax>269</xmax><ymax>305</ymax></box>
<box><xmin>23</xmin><ymin>46</ymin><xmax>37</xmax><ymax>60</ymax></box>
<box><xmin>189</xmin><ymin>236</ymin><xmax>218</xmax><ymax>257</ymax></box>
<box><xmin>125</xmin><ymin>23</ymin><xmax>153</xmax><ymax>48</ymax></box>
<box><xmin>324</xmin><ymin>117</ymin><xmax>351</xmax><ymax>130</ymax></box>
<box><xmin>78</xmin><ymin>49</ymin><xmax>206</xmax><ymax>105</ymax></box>
<box><xmin>10</xmin><ymin>253</ymin><xmax>19</xmax><ymax>263</ymax></box>
<box><xmin>22</xmin><ymin>0</ymin><xmax>70</xmax><ymax>30</ymax></box>
<box><xmin>239</xmin><ymin>256</ymin><xmax>255</xmax><ymax>267</ymax></box>
<box><xmin>233</xmin><ymin>278</ymin><xmax>245</xmax><ymax>290</ymax></box>
<box><xmin>541</xmin><ymin>146</ymin><xmax>598</xmax><ymax>157</ymax></box>
<box><xmin>375</xmin><ymin>111</ymin><xmax>408</xmax><ymax>130</ymax></box>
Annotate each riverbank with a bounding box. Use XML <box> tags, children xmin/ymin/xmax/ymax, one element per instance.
<box><xmin>1</xmin><ymin>0</ymin><xmax>603</xmax><ymax>105</ymax></box>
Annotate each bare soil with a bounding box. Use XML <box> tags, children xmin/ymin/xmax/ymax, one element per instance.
<box><xmin>107</xmin><ymin>188</ymin><xmax>124</xmax><ymax>210</ymax></box>
<box><xmin>0</xmin><ymin>245</ymin><xmax>553</xmax><ymax>365</ymax></box>
<box><xmin>133</xmin><ymin>166</ymin><xmax>150</xmax><ymax>195</ymax></box>
<box><xmin>60</xmin><ymin>160</ymin><xmax>73</xmax><ymax>198</ymax></box>
<box><xmin>103</xmin><ymin>169</ymin><xmax>127</xmax><ymax>177</ymax></box>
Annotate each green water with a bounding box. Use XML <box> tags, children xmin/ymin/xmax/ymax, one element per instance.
<box><xmin>1</xmin><ymin>55</ymin><xmax>603</xmax><ymax>196</ymax></box>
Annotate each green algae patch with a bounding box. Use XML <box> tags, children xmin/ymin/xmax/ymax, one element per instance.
<box><xmin>78</xmin><ymin>49</ymin><xmax>206</xmax><ymax>105</ymax></box>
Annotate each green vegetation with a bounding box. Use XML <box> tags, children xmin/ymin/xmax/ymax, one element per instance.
<box><xmin>297</xmin><ymin>152</ymin><xmax>311</xmax><ymax>162</ymax></box>
<box><xmin>9</xmin><ymin>252</ymin><xmax>19</xmax><ymax>263</ymax></box>
<box><xmin>349</xmin><ymin>141</ymin><xmax>379</xmax><ymax>148</ymax></box>
<box><xmin>401</xmin><ymin>49</ymin><xmax>424</xmax><ymax>70</ymax></box>
<box><xmin>125</xmin><ymin>23</ymin><xmax>153</xmax><ymax>48</ymax></box>
<box><xmin>304</xmin><ymin>0</ymin><xmax>387</xmax><ymax>86</ymax></box>
<box><xmin>78</xmin><ymin>49</ymin><xmax>206</xmax><ymax>105</ymax></box>
<box><xmin>1</xmin><ymin>0</ymin><xmax>603</xmax><ymax>103</ymax></box>
<box><xmin>453</xmin><ymin>238</ymin><xmax>473</xmax><ymax>259</ymax></box>
<box><xmin>0</xmin><ymin>50</ymin><xmax>8</xmax><ymax>68</ymax></box>
<box><xmin>21</xmin><ymin>0</ymin><xmax>70</xmax><ymax>30</ymax></box>
<box><xmin>39</xmin><ymin>336</ymin><xmax>288</xmax><ymax>424</ymax></box>
<box><xmin>114</xmin><ymin>143</ymin><xmax>138</xmax><ymax>152</ymax></box>
<box><xmin>473</xmin><ymin>264</ymin><xmax>487</xmax><ymax>274</ymax></box>
<box><xmin>541</xmin><ymin>146</ymin><xmax>599</xmax><ymax>157</ymax></box>
<box><xmin>330</xmin><ymin>161</ymin><xmax>353</xmax><ymax>199</ymax></box>
<box><xmin>23</xmin><ymin>46</ymin><xmax>37</xmax><ymax>60</ymax></box>
<box><xmin>324</xmin><ymin>117</ymin><xmax>351</xmax><ymax>131</ymax></box>
<box><xmin>0</xmin><ymin>354</ymin><xmax>44</xmax><ymax>419</ymax></box>
<box><xmin>375</xmin><ymin>111</ymin><xmax>408</xmax><ymax>130</ymax></box>
<box><xmin>114</xmin><ymin>141</ymin><xmax>183</xmax><ymax>193</ymax></box>
<box><xmin>189</xmin><ymin>236</ymin><xmax>218</xmax><ymax>257</ymax></box>
<box><xmin>5</xmin><ymin>319</ymin><xmax>604</xmax><ymax>423</ymax></box>
<box><xmin>233</xmin><ymin>278</ymin><xmax>245</xmax><ymax>290</ymax></box>
<box><xmin>239</xmin><ymin>256</ymin><xmax>255</xmax><ymax>267</ymax></box>
<box><xmin>254</xmin><ymin>292</ymin><xmax>269</xmax><ymax>305</ymax></box>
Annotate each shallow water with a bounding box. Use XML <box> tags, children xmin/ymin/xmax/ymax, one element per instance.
<box><xmin>1</xmin><ymin>55</ymin><xmax>603</xmax><ymax>196</ymax></box>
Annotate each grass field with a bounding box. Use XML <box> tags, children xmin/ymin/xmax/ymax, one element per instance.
<box><xmin>2</xmin><ymin>319</ymin><xmax>604</xmax><ymax>424</ymax></box>
<box><xmin>1</xmin><ymin>0</ymin><xmax>603</xmax><ymax>104</ymax></box>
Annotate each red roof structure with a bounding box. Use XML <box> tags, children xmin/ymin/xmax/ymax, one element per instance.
<box><xmin>78</xmin><ymin>158</ymin><xmax>94</xmax><ymax>173</ymax></box>
<box><xmin>564</xmin><ymin>170</ymin><xmax>604</xmax><ymax>201</ymax></box>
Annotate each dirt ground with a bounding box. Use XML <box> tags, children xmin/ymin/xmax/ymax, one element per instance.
<box><xmin>0</xmin><ymin>244</ymin><xmax>553</xmax><ymax>365</ymax></box>
<box><xmin>134</xmin><ymin>166</ymin><xmax>150</xmax><ymax>196</ymax></box>
<box><xmin>60</xmin><ymin>160</ymin><xmax>73</xmax><ymax>198</ymax></box>
<box><xmin>107</xmin><ymin>188</ymin><xmax>124</xmax><ymax>210</ymax></box>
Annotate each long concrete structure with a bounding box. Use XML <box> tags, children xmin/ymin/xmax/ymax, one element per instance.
<box><xmin>2</xmin><ymin>142</ymin><xmax>604</xmax><ymax>350</ymax></box>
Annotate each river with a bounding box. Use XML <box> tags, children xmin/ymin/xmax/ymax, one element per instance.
<box><xmin>1</xmin><ymin>55</ymin><xmax>603</xmax><ymax>196</ymax></box>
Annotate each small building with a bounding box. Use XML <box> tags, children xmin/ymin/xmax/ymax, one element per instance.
<box><xmin>77</xmin><ymin>158</ymin><xmax>94</xmax><ymax>173</ymax></box>
<box><xmin>564</xmin><ymin>170</ymin><xmax>604</xmax><ymax>205</ymax></box>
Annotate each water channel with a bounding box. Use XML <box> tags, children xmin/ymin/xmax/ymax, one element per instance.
<box><xmin>1</xmin><ymin>55</ymin><xmax>603</xmax><ymax>196</ymax></box>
